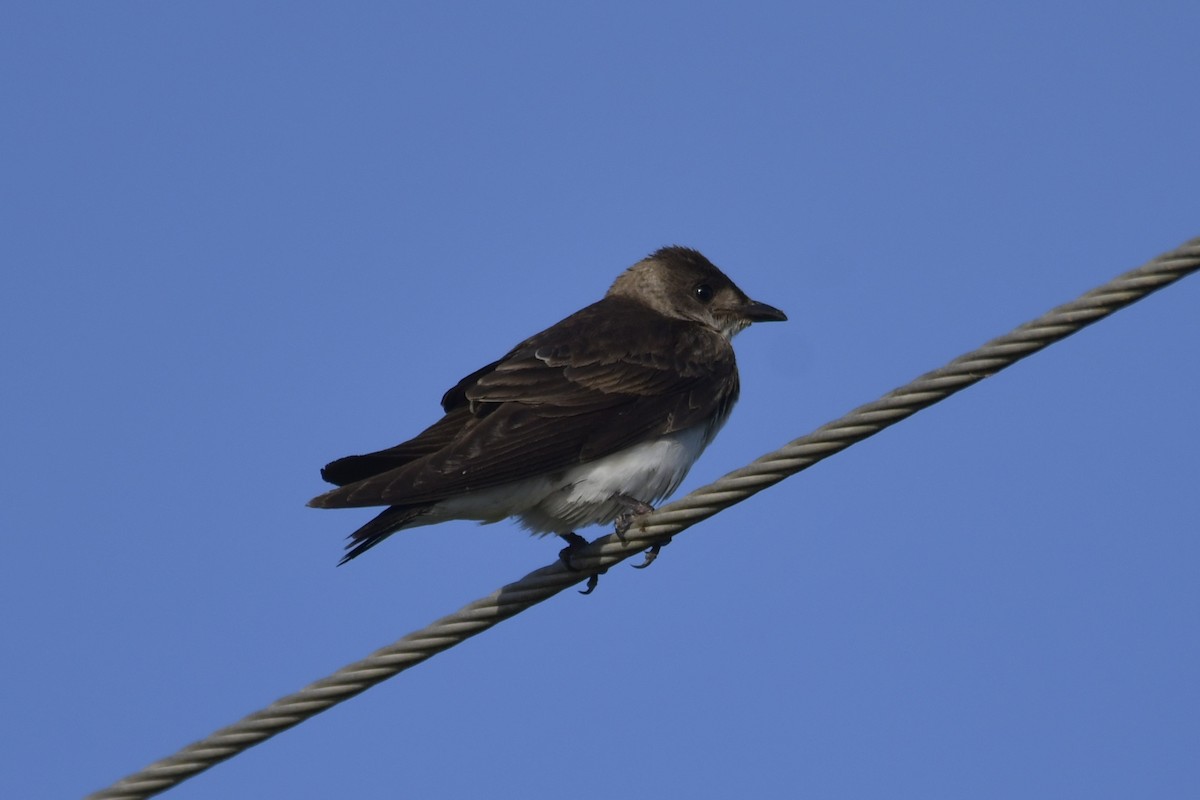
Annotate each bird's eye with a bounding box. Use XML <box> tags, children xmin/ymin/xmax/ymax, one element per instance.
<box><xmin>694</xmin><ymin>284</ymin><xmax>715</xmax><ymax>304</ymax></box>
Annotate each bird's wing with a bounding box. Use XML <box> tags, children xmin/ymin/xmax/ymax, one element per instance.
<box><xmin>310</xmin><ymin>298</ymin><xmax>738</xmax><ymax>509</ymax></box>
<box><xmin>318</xmin><ymin>407</ymin><xmax>471</xmax><ymax>487</ymax></box>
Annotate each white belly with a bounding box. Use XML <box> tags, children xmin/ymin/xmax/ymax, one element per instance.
<box><xmin>428</xmin><ymin>425</ymin><xmax>713</xmax><ymax>535</ymax></box>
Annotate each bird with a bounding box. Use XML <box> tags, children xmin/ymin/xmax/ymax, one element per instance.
<box><xmin>309</xmin><ymin>246</ymin><xmax>786</xmax><ymax>577</ymax></box>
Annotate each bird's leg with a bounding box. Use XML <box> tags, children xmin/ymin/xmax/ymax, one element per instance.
<box><xmin>632</xmin><ymin>537</ymin><xmax>672</xmax><ymax>570</ymax></box>
<box><xmin>612</xmin><ymin>494</ymin><xmax>666</xmax><ymax>568</ymax></box>
<box><xmin>557</xmin><ymin>532</ymin><xmax>589</xmax><ymax>566</ymax></box>
<box><xmin>613</xmin><ymin>494</ymin><xmax>655</xmax><ymax>540</ymax></box>
<box><xmin>558</xmin><ymin>532</ymin><xmax>602</xmax><ymax>595</ymax></box>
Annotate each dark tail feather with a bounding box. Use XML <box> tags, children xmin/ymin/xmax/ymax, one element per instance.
<box><xmin>337</xmin><ymin>505</ymin><xmax>428</xmax><ymax>566</ymax></box>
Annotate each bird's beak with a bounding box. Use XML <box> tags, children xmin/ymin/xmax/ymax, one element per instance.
<box><xmin>743</xmin><ymin>299</ymin><xmax>788</xmax><ymax>323</ymax></box>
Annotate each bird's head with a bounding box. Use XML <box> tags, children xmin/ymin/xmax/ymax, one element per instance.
<box><xmin>607</xmin><ymin>246</ymin><xmax>787</xmax><ymax>338</ymax></box>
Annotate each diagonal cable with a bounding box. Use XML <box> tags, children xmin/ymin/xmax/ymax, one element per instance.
<box><xmin>87</xmin><ymin>236</ymin><xmax>1200</xmax><ymax>799</ymax></box>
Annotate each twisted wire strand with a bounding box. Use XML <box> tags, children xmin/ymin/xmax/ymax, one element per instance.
<box><xmin>88</xmin><ymin>237</ymin><xmax>1200</xmax><ymax>799</ymax></box>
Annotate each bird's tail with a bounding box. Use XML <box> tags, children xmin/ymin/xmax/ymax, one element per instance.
<box><xmin>337</xmin><ymin>505</ymin><xmax>429</xmax><ymax>565</ymax></box>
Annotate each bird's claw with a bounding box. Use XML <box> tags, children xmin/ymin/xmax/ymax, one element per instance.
<box><xmin>632</xmin><ymin>537</ymin><xmax>672</xmax><ymax>569</ymax></box>
<box><xmin>613</xmin><ymin>495</ymin><xmax>655</xmax><ymax>540</ymax></box>
<box><xmin>612</xmin><ymin>497</ymin><xmax>669</xmax><ymax>570</ymax></box>
<box><xmin>558</xmin><ymin>532</ymin><xmax>605</xmax><ymax>595</ymax></box>
<box><xmin>558</xmin><ymin>532</ymin><xmax>589</xmax><ymax>568</ymax></box>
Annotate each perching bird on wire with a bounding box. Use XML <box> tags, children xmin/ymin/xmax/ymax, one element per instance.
<box><xmin>310</xmin><ymin>246</ymin><xmax>786</xmax><ymax>589</ymax></box>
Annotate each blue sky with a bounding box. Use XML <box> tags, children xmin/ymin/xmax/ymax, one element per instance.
<box><xmin>3</xmin><ymin>4</ymin><xmax>1198</xmax><ymax>798</ymax></box>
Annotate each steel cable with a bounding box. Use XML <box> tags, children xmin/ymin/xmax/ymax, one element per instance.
<box><xmin>87</xmin><ymin>236</ymin><xmax>1200</xmax><ymax>799</ymax></box>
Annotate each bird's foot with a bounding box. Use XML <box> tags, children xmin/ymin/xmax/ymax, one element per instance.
<box><xmin>611</xmin><ymin>495</ymin><xmax>665</xmax><ymax>569</ymax></box>
<box><xmin>558</xmin><ymin>532</ymin><xmax>603</xmax><ymax>595</ymax></box>
<box><xmin>632</xmin><ymin>537</ymin><xmax>673</xmax><ymax>570</ymax></box>
<box><xmin>613</xmin><ymin>495</ymin><xmax>655</xmax><ymax>540</ymax></box>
